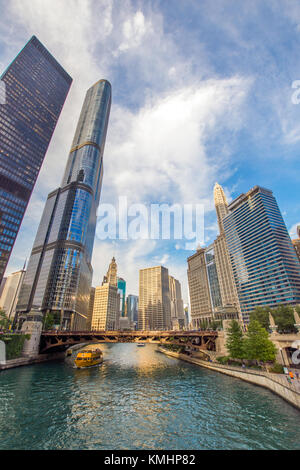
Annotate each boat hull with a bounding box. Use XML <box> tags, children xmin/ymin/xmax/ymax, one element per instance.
<box><xmin>75</xmin><ymin>358</ymin><xmax>103</xmax><ymax>368</ymax></box>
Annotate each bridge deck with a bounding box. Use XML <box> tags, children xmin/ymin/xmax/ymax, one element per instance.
<box><xmin>40</xmin><ymin>330</ymin><xmax>218</xmax><ymax>353</ymax></box>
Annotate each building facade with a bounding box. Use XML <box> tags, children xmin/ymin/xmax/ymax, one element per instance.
<box><xmin>213</xmin><ymin>183</ymin><xmax>241</xmax><ymax>319</ymax></box>
<box><xmin>187</xmin><ymin>248</ymin><xmax>214</xmax><ymax>327</ymax></box>
<box><xmin>223</xmin><ymin>186</ymin><xmax>300</xmax><ymax>323</ymax></box>
<box><xmin>91</xmin><ymin>283</ymin><xmax>118</xmax><ymax>331</ymax></box>
<box><xmin>292</xmin><ymin>225</ymin><xmax>300</xmax><ymax>263</ymax></box>
<box><xmin>16</xmin><ymin>80</ymin><xmax>111</xmax><ymax>330</ymax></box>
<box><xmin>117</xmin><ymin>277</ymin><xmax>126</xmax><ymax>317</ymax></box>
<box><xmin>0</xmin><ymin>269</ymin><xmax>25</xmax><ymax>320</ymax></box>
<box><xmin>138</xmin><ymin>266</ymin><xmax>171</xmax><ymax>331</ymax></box>
<box><xmin>127</xmin><ymin>294</ymin><xmax>138</xmax><ymax>325</ymax></box>
<box><xmin>0</xmin><ymin>36</ymin><xmax>72</xmax><ymax>282</ymax></box>
<box><xmin>169</xmin><ymin>275</ymin><xmax>185</xmax><ymax>329</ymax></box>
<box><xmin>86</xmin><ymin>286</ymin><xmax>95</xmax><ymax>330</ymax></box>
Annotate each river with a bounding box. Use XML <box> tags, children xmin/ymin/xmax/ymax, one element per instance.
<box><xmin>0</xmin><ymin>343</ymin><xmax>299</xmax><ymax>450</ymax></box>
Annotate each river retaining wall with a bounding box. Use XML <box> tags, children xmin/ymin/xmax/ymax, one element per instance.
<box><xmin>0</xmin><ymin>353</ymin><xmax>65</xmax><ymax>371</ymax></box>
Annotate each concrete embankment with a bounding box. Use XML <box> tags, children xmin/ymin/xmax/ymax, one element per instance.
<box><xmin>158</xmin><ymin>348</ymin><xmax>300</xmax><ymax>410</ymax></box>
<box><xmin>0</xmin><ymin>353</ymin><xmax>65</xmax><ymax>371</ymax></box>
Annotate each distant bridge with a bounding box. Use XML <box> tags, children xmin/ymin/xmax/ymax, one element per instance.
<box><xmin>40</xmin><ymin>330</ymin><xmax>218</xmax><ymax>354</ymax></box>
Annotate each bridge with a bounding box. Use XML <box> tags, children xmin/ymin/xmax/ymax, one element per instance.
<box><xmin>40</xmin><ymin>330</ymin><xmax>219</xmax><ymax>354</ymax></box>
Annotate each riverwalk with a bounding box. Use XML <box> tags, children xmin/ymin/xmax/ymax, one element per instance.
<box><xmin>158</xmin><ymin>347</ymin><xmax>300</xmax><ymax>410</ymax></box>
<box><xmin>0</xmin><ymin>352</ymin><xmax>65</xmax><ymax>371</ymax></box>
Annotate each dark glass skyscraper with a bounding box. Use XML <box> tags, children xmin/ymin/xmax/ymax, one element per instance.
<box><xmin>223</xmin><ymin>186</ymin><xmax>300</xmax><ymax>322</ymax></box>
<box><xmin>17</xmin><ymin>80</ymin><xmax>111</xmax><ymax>330</ymax></box>
<box><xmin>0</xmin><ymin>36</ymin><xmax>72</xmax><ymax>281</ymax></box>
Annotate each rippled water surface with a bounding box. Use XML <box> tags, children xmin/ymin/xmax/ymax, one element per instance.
<box><xmin>0</xmin><ymin>344</ymin><xmax>299</xmax><ymax>450</ymax></box>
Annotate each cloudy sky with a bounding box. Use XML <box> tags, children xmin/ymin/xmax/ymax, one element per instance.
<box><xmin>1</xmin><ymin>0</ymin><xmax>300</xmax><ymax>304</ymax></box>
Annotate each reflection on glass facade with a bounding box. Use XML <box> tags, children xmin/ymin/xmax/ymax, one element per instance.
<box><xmin>117</xmin><ymin>277</ymin><xmax>126</xmax><ymax>317</ymax></box>
<box><xmin>127</xmin><ymin>295</ymin><xmax>138</xmax><ymax>324</ymax></box>
<box><xmin>16</xmin><ymin>80</ymin><xmax>111</xmax><ymax>330</ymax></box>
<box><xmin>0</xmin><ymin>36</ymin><xmax>72</xmax><ymax>281</ymax></box>
<box><xmin>223</xmin><ymin>186</ymin><xmax>300</xmax><ymax>323</ymax></box>
<box><xmin>205</xmin><ymin>245</ymin><xmax>222</xmax><ymax>310</ymax></box>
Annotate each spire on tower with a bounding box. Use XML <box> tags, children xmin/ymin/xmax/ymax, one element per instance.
<box><xmin>214</xmin><ymin>183</ymin><xmax>229</xmax><ymax>234</ymax></box>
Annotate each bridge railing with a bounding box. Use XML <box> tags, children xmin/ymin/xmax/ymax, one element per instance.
<box><xmin>42</xmin><ymin>329</ymin><xmax>218</xmax><ymax>335</ymax></box>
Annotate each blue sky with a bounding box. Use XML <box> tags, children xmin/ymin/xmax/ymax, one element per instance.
<box><xmin>0</xmin><ymin>0</ymin><xmax>300</xmax><ymax>303</ymax></box>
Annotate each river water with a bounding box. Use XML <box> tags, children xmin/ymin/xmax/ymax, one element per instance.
<box><xmin>0</xmin><ymin>344</ymin><xmax>299</xmax><ymax>450</ymax></box>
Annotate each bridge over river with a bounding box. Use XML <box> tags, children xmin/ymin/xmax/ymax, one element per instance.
<box><xmin>40</xmin><ymin>330</ymin><xmax>219</xmax><ymax>354</ymax></box>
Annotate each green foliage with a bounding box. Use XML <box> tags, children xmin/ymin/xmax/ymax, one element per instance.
<box><xmin>249</xmin><ymin>306</ymin><xmax>270</xmax><ymax>330</ymax></box>
<box><xmin>210</xmin><ymin>320</ymin><xmax>222</xmax><ymax>331</ymax></box>
<box><xmin>243</xmin><ymin>320</ymin><xmax>277</xmax><ymax>362</ymax></box>
<box><xmin>1</xmin><ymin>334</ymin><xmax>31</xmax><ymax>360</ymax></box>
<box><xmin>250</xmin><ymin>304</ymin><xmax>297</xmax><ymax>333</ymax></box>
<box><xmin>0</xmin><ymin>309</ymin><xmax>11</xmax><ymax>331</ymax></box>
<box><xmin>162</xmin><ymin>344</ymin><xmax>185</xmax><ymax>353</ymax></box>
<box><xmin>226</xmin><ymin>320</ymin><xmax>244</xmax><ymax>359</ymax></box>
<box><xmin>43</xmin><ymin>313</ymin><xmax>54</xmax><ymax>331</ymax></box>
<box><xmin>269</xmin><ymin>363</ymin><xmax>284</xmax><ymax>374</ymax></box>
<box><xmin>216</xmin><ymin>356</ymin><xmax>230</xmax><ymax>364</ymax></box>
<box><xmin>199</xmin><ymin>319</ymin><xmax>208</xmax><ymax>329</ymax></box>
<box><xmin>272</xmin><ymin>305</ymin><xmax>297</xmax><ymax>333</ymax></box>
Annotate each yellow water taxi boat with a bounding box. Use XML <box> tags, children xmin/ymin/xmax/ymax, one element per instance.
<box><xmin>75</xmin><ymin>349</ymin><xmax>103</xmax><ymax>368</ymax></box>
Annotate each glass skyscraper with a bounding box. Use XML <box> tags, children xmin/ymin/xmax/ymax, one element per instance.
<box><xmin>117</xmin><ymin>277</ymin><xmax>126</xmax><ymax>317</ymax></box>
<box><xmin>16</xmin><ymin>80</ymin><xmax>111</xmax><ymax>330</ymax></box>
<box><xmin>126</xmin><ymin>294</ymin><xmax>138</xmax><ymax>324</ymax></box>
<box><xmin>223</xmin><ymin>186</ymin><xmax>300</xmax><ymax>322</ymax></box>
<box><xmin>0</xmin><ymin>36</ymin><xmax>72</xmax><ymax>281</ymax></box>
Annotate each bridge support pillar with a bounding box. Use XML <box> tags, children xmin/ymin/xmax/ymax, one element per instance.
<box><xmin>21</xmin><ymin>321</ymin><xmax>43</xmax><ymax>357</ymax></box>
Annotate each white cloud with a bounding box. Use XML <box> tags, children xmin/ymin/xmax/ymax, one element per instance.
<box><xmin>289</xmin><ymin>222</ymin><xmax>300</xmax><ymax>239</ymax></box>
<box><xmin>117</xmin><ymin>11</ymin><xmax>149</xmax><ymax>53</ymax></box>
<box><xmin>2</xmin><ymin>0</ymin><xmax>251</xmax><ymax>303</ymax></box>
<box><xmin>103</xmin><ymin>77</ymin><xmax>251</xmax><ymax>208</ymax></box>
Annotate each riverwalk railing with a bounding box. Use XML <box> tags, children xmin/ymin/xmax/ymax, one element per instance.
<box><xmin>199</xmin><ymin>360</ymin><xmax>300</xmax><ymax>395</ymax></box>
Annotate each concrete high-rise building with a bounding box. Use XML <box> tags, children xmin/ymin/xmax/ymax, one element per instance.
<box><xmin>214</xmin><ymin>183</ymin><xmax>229</xmax><ymax>234</ymax></box>
<box><xmin>103</xmin><ymin>257</ymin><xmax>117</xmax><ymax>286</ymax></box>
<box><xmin>213</xmin><ymin>183</ymin><xmax>241</xmax><ymax>320</ymax></box>
<box><xmin>91</xmin><ymin>258</ymin><xmax>119</xmax><ymax>331</ymax></box>
<box><xmin>292</xmin><ymin>225</ymin><xmax>300</xmax><ymax>263</ymax></box>
<box><xmin>0</xmin><ymin>269</ymin><xmax>25</xmax><ymax>320</ymax></box>
<box><xmin>16</xmin><ymin>80</ymin><xmax>111</xmax><ymax>330</ymax></box>
<box><xmin>138</xmin><ymin>266</ymin><xmax>171</xmax><ymax>331</ymax></box>
<box><xmin>91</xmin><ymin>283</ymin><xmax>118</xmax><ymax>331</ymax></box>
<box><xmin>0</xmin><ymin>36</ymin><xmax>72</xmax><ymax>282</ymax></box>
<box><xmin>184</xmin><ymin>305</ymin><xmax>189</xmax><ymax>328</ymax></box>
<box><xmin>223</xmin><ymin>186</ymin><xmax>300</xmax><ymax>322</ymax></box>
<box><xmin>214</xmin><ymin>234</ymin><xmax>241</xmax><ymax>314</ymax></box>
<box><xmin>187</xmin><ymin>243</ymin><xmax>239</xmax><ymax>328</ymax></box>
<box><xmin>0</xmin><ymin>277</ymin><xmax>7</xmax><ymax>298</ymax></box>
<box><xmin>187</xmin><ymin>248</ymin><xmax>214</xmax><ymax>327</ymax></box>
<box><xmin>169</xmin><ymin>275</ymin><xmax>185</xmax><ymax>329</ymax></box>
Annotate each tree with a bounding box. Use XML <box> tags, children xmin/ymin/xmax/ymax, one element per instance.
<box><xmin>243</xmin><ymin>320</ymin><xmax>277</xmax><ymax>363</ymax></box>
<box><xmin>226</xmin><ymin>320</ymin><xmax>244</xmax><ymax>359</ymax></box>
<box><xmin>43</xmin><ymin>313</ymin><xmax>54</xmax><ymax>331</ymax></box>
<box><xmin>250</xmin><ymin>304</ymin><xmax>297</xmax><ymax>334</ymax></box>
<box><xmin>249</xmin><ymin>306</ymin><xmax>270</xmax><ymax>330</ymax></box>
<box><xmin>273</xmin><ymin>305</ymin><xmax>296</xmax><ymax>333</ymax></box>
<box><xmin>0</xmin><ymin>309</ymin><xmax>11</xmax><ymax>331</ymax></box>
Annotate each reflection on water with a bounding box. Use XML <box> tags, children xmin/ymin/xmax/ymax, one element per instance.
<box><xmin>0</xmin><ymin>344</ymin><xmax>299</xmax><ymax>450</ymax></box>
